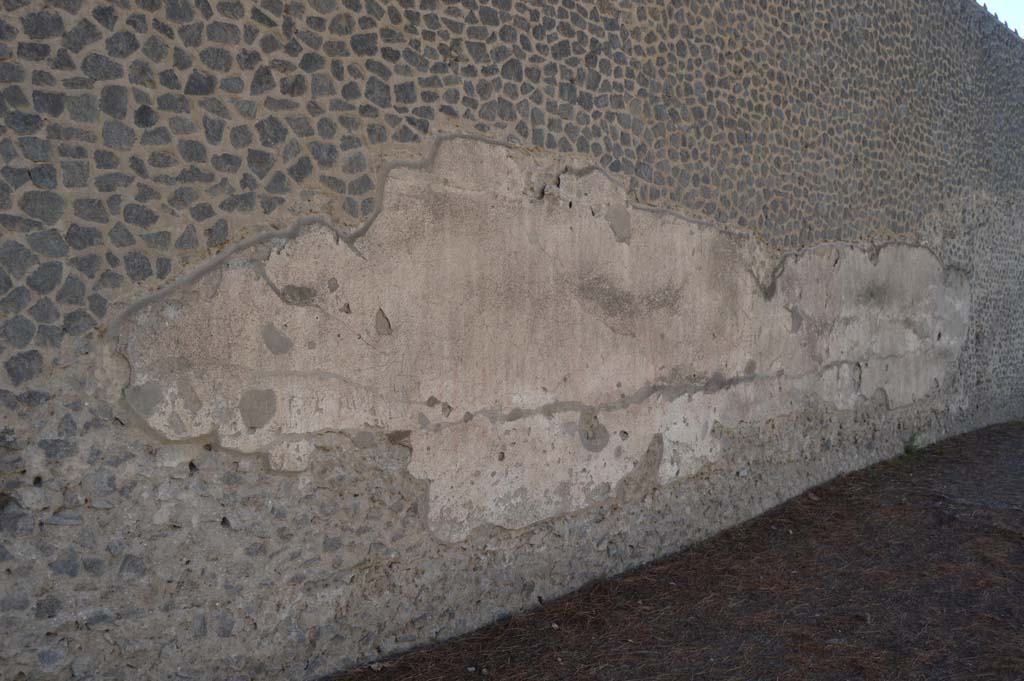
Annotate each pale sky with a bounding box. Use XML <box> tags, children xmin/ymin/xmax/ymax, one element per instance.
<box><xmin>983</xmin><ymin>0</ymin><xmax>1024</xmax><ymax>35</ymax></box>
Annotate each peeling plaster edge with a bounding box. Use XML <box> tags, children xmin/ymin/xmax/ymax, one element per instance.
<box><xmin>104</xmin><ymin>131</ymin><xmax>959</xmax><ymax>340</ymax></box>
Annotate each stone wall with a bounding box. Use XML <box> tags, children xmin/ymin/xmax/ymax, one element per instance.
<box><xmin>1</xmin><ymin>0</ymin><xmax>1023</xmax><ymax>678</ymax></box>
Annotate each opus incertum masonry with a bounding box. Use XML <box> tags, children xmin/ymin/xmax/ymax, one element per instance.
<box><xmin>2</xmin><ymin>0</ymin><xmax>1024</xmax><ymax>678</ymax></box>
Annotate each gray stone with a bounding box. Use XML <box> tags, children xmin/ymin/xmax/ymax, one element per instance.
<box><xmin>0</xmin><ymin>287</ymin><xmax>30</xmax><ymax>314</ymax></box>
<box><xmin>0</xmin><ymin>63</ymin><xmax>25</xmax><ymax>83</ymax></box>
<box><xmin>165</xmin><ymin>0</ymin><xmax>194</xmax><ymax>23</ymax></box>
<box><xmin>200</xmin><ymin>47</ymin><xmax>232</xmax><ymax>72</ymax></box>
<box><xmin>205</xmin><ymin>219</ymin><xmax>228</xmax><ymax>247</ymax></box>
<box><xmin>288</xmin><ymin>156</ymin><xmax>312</xmax><ymax>182</ymax></box>
<box><xmin>124</xmin><ymin>204</ymin><xmax>159</xmax><ymax>227</ymax></box>
<box><xmin>109</xmin><ymin>224</ymin><xmax>135</xmax><ymax>247</ymax></box>
<box><xmin>0</xmin><ymin>240</ymin><xmax>37</xmax><ymax>278</ymax></box>
<box><xmin>178</xmin><ymin>139</ymin><xmax>207</xmax><ymax>163</ymax></box>
<box><xmin>4</xmin><ymin>349</ymin><xmax>43</xmax><ymax>385</ymax></box>
<box><xmin>39</xmin><ymin>438</ymin><xmax>76</xmax><ymax>460</ymax></box>
<box><xmin>184</xmin><ymin>70</ymin><xmax>216</xmax><ymax>96</ymax></box>
<box><xmin>27</xmin><ymin>229</ymin><xmax>68</xmax><ymax>257</ymax></box>
<box><xmin>56</xmin><ymin>275</ymin><xmax>86</xmax><ymax>305</ymax></box>
<box><xmin>70</xmin><ymin>254</ymin><xmax>101</xmax><ymax>278</ymax></box>
<box><xmin>203</xmin><ymin>116</ymin><xmax>225</xmax><ymax>144</ymax></box>
<box><xmin>99</xmin><ymin>85</ymin><xmax>128</xmax><ymax>119</ymax></box>
<box><xmin>230</xmin><ymin>125</ymin><xmax>253</xmax><ymax>148</ymax></box>
<box><xmin>102</xmin><ymin>120</ymin><xmax>136</xmax><ymax>150</ymax></box>
<box><xmin>0</xmin><ymin>213</ymin><xmax>44</xmax><ymax>233</ymax></box>
<box><xmin>35</xmin><ymin>324</ymin><xmax>62</xmax><ymax>347</ymax></box>
<box><xmin>87</xmin><ymin>292</ymin><xmax>107</xmax><ymax>319</ymax></box>
<box><xmin>141</xmin><ymin>231</ymin><xmax>171</xmax><ymax>249</ymax></box>
<box><xmin>27</xmin><ymin>262</ymin><xmax>63</xmax><ymax>294</ymax></box>
<box><xmin>142</xmin><ymin>35</ymin><xmax>168</xmax><ymax>62</ymax></box>
<box><xmin>250</xmin><ymin>65</ymin><xmax>275</xmax><ymax>95</ymax></box>
<box><xmin>256</xmin><ymin>116</ymin><xmax>288</xmax><ymax>147</ymax></box>
<box><xmin>247</xmin><ymin>149</ymin><xmax>274</xmax><ymax>178</ymax></box>
<box><xmin>134</xmin><ymin>105</ymin><xmax>158</xmax><ymax>128</ymax></box>
<box><xmin>106</xmin><ymin>31</ymin><xmax>140</xmax><ymax>58</ymax></box>
<box><xmin>0</xmin><ymin>594</ymin><xmax>30</xmax><ymax>612</ymax></box>
<box><xmin>62</xmin><ymin>160</ymin><xmax>91</xmax><ymax>188</ymax></box>
<box><xmin>207</xmin><ymin>21</ymin><xmax>240</xmax><ymax>43</ymax></box>
<box><xmin>310</xmin><ymin>142</ymin><xmax>337</xmax><ymax>167</ymax></box>
<box><xmin>91</xmin><ymin>5</ymin><xmax>117</xmax><ymax>30</ymax></box>
<box><xmin>22</xmin><ymin>11</ymin><xmax>64</xmax><ymax>39</ymax></box>
<box><xmin>365</xmin><ymin>76</ymin><xmax>391</xmax><ymax>107</ymax></box>
<box><xmin>65</xmin><ymin>224</ymin><xmax>103</xmax><ymax>250</ymax></box>
<box><xmin>118</xmin><ymin>554</ymin><xmax>147</xmax><ymax>579</ymax></box>
<box><xmin>19</xmin><ymin>137</ymin><xmax>51</xmax><ymax>162</ymax></box>
<box><xmin>2</xmin><ymin>315</ymin><xmax>35</xmax><ymax>348</ymax></box>
<box><xmin>67</xmin><ymin>94</ymin><xmax>99</xmax><ymax>123</ymax></box>
<box><xmin>351</xmin><ymin>33</ymin><xmax>377</xmax><ymax>56</ymax></box>
<box><xmin>266</xmin><ymin>171</ymin><xmax>290</xmax><ymax>193</ymax></box>
<box><xmin>175</xmin><ymin>225</ymin><xmax>198</xmax><ymax>249</ymax></box>
<box><xmin>29</xmin><ymin>165</ymin><xmax>57</xmax><ymax>189</ymax></box>
<box><xmin>49</xmin><ymin>548</ymin><xmax>79</xmax><ymax>577</ymax></box>
<box><xmin>82</xmin><ymin>54</ymin><xmax>124</xmax><ymax>80</ymax></box>
<box><xmin>18</xmin><ymin>191</ymin><xmax>64</xmax><ymax>225</ymax></box>
<box><xmin>124</xmin><ymin>251</ymin><xmax>153</xmax><ymax>281</ymax></box>
<box><xmin>73</xmin><ymin>199</ymin><xmax>109</xmax><ymax>224</ymax></box>
<box><xmin>94</xmin><ymin>151</ymin><xmax>119</xmax><ymax>170</ymax></box>
<box><xmin>5</xmin><ymin>112</ymin><xmax>43</xmax><ymax>134</ymax></box>
<box><xmin>63</xmin><ymin>309</ymin><xmax>94</xmax><ymax>335</ymax></box>
<box><xmin>28</xmin><ymin>297</ymin><xmax>59</xmax><ymax>323</ymax></box>
<box><xmin>211</xmin><ymin>153</ymin><xmax>241</xmax><ymax>173</ymax></box>
<box><xmin>32</xmin><ymin>91</ymin><xmax>65</xmax><ymax>117</ymax></box>
<box><xmin>64</xmin><ymin>19</ymin><xmax>102</xmax><ymax>53</ymax></box>
<box><xmin>220</xmin><ymin>76</ymin><xmax>244</xmax><ymax>93</ymax></box>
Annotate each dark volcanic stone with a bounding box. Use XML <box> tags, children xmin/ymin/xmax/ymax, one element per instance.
<box><xmin>184</xmin><ymin>70</ymin><xmax>216</xmax><ymax>95</ymax></box>
<box><xmin>99</xmin><ymin>85</ymin><xmax>128</xmax><ymax>119</ymax></box>
<box><xmin>134</xmin><ymin>105</ymin><xmax>158</xmax><ymax>128</ymax></box>
<box><xmin>32</xmin><ymin>91</ymin><xmax>65</xmax><ymax>117</ymax></box>
<box><xmin>27</xmin><ymin>261</ymin><xmax>63</xmax><ymax>293</ymax></box>
<box><xmin>255</xmin><ymin>116</ymin><xmax>288</xmax><ymax>147</ymax></box>
<box><xmin>22</xmin><ymin>11</ymin><xmax>64</xmax><ymax>40</ymax></box>
<box><xmin>4</xmin><ymin>350</ymin><xmax>43</xmax><ymax>385</ymax></box>
<box><xmin>82</xmin><ymin>54</ymin><xmax>124</xmax><ymax>80</ymax></box>
<box><xmin>106</xmin><ymin>31</ymin><xmax>140</xmax><ymax>58</ymax></box>
<box><xmin>18</xmin><ymin>191</ymin><xmax>64</xmax><ymax>225</ymax></box>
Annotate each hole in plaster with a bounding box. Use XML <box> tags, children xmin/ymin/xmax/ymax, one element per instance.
<box><xmin>375</xmin><ymin>308</ymin><xmax>393</xmax><ymax>336</ymax></box>
<box><xmin>220</xmin><ymin>517</ymin><xmax>231</xmax><ymax>528</ymax></box>
<box><xmin>498</xmin><ymin>451</ymin><xmax>505</xmax><ymax>461</ymax></box>
<box><xmin>188</xmin><ymin>461</ymin><xmax>198</xmax><ymax>474</ymax></box>
<box><xmin>32</xmin><ymin>476</ymin><xmax>42</xmax><ymax>486</ymax></box>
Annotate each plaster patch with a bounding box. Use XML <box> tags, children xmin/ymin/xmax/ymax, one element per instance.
<box><xmin>115</xmin><ymin>138</ymin><xmax>970</xmax><ymax>541</ymax></box>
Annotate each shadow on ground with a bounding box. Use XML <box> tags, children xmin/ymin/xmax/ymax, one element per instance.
<box><xmin>324</xmin><ymin>423</ymin><xmax>1024</xmax><ymax>681</ymax></box>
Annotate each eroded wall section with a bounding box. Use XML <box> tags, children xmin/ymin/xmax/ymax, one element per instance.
<box><xmin>117</xmin><ymin>139</ymin><xmax>969</xmax><ymax>542</ymax></box>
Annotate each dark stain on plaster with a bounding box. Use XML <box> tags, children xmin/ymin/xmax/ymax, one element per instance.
<box><xmin>606</xmin><ymin>204</ymin><xmax>632</xmax><ymax>243</ymax></box>
<box><xmin>578</xmin><ymin>409</ymin><xmax>610</xmax><ymax>453</ymax></box>
<box><xmin>239</xmin><ymin>389</ymin><xmax>277</xmax><ymax>429</ymax></box>
<box><xmin>261</xmin><ymin>323</ymin><xmax>293</xmax><ymax>355</ymax></box>
<box><xmin>125</xmin><ymin>381</ymin><xmax>164</xmax><ymax>418</ymax></box>
<box><xmin>375</xmin><ymin>308</ymin><xmax>393</xmax><ymax>336</ymax></box>
<box><xmin>281</xmin><ymin>285</ymin><xmax>317</xmax><ymax>306</ymax></box>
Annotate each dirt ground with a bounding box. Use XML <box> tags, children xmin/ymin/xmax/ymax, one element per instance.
<box><xmin>325</xmin><ymin>423</ymin><xmax>1024</xmax><ymax>681</ymax></box>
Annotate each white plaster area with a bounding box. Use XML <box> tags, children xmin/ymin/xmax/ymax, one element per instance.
<box><xmin>115</xmin><ymin>138</ymin><xmax>970</xmax><ymax>542</ymax></box>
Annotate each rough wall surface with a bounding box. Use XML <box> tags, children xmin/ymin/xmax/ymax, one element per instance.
<box><xmin>1</xmin><ymin>0</ymin><xmax>1023</xmax><ymax>678</ymax></box>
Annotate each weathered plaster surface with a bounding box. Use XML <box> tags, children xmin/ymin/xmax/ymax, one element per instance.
<box><xmin>116</xmin><ymin>139</ymin><xmax>969</xmax><ymax>541</ymax></box>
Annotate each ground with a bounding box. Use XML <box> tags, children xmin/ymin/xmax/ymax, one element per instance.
<box><xmin>325</xmin><ymin>422</ymin><xmax>1024</xmax><ymax>681</ymax></box>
